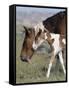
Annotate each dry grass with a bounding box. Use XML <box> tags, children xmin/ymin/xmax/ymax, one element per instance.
<box><xmin>16</xmin><ymin>33</ymin><xmax>66</xmax><ymax>84</ymax></box>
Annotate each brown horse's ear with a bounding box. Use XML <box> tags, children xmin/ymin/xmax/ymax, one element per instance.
<box><xmin>23</xmin><ymin>25</ymin><xmax>28</xmax><ymax>30</ymax></box>
<box><xmin>23</xmin><ymin>26</ymin><xmax>34</xmax><ymax>35</ymax></box>
<box><xmin>23</xmin><ymin>25</ymin><xmax>30</xmax><ymax>34</ymax></box>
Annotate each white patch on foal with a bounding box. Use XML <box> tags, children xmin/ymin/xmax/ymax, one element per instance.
<box><xmin>34</xmin><ymin>22</ymin><xmax>44</xmax><ymax>36</ymax></box>
<box><xmin>62</xmin><ymin>38</ymin><xmax>66</xmax><ymax>44</ymax></box>
<box><xmin>51</xmin><ymin>34</ymin><xmax>62</xmax><ymax>54</ymax></box>
<box><xmin>46</xmin><ymin>33</ymin><xmax>66</xmax><ymax>78</ymax></box>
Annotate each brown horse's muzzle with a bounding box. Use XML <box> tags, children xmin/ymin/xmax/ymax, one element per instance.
<box><xmin>20</xmin><ymin>48</ymin><xmax>34</xmax><ymax>63</ymax></box>
<box><xmin>20</xmin><ymin>26</ymin><xmax>35</xmax><ymax>63</ymax></box>
<box><xmin>20</xmin><ymin>55</ymin><xmax>31</xmax><ymax>62</ymax></box>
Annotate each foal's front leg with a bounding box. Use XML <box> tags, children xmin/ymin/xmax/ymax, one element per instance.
<box><xmin>47</xmin><ymin>52</ymin><xmax>55</xmax><ymax>78</ymax></box>
<box><xmin>58</xmin><ymin>51</ymin><xmax>66</xmax><ymax>74</ymax></box>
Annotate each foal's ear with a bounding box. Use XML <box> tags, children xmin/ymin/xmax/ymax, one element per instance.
<box><xmin>51</xmin><ymin>39</ymin><xmax>54</xmax><ymax>44</ymax></box>
<box><xmin>44</xmin><ymin>28</ymin><xmax>49</xmax><ymax>33</ymax></box>
<box><xmin>39</xmin><ymin>28</ymin><xmax>42</xmax><ymax>34</ymax></box>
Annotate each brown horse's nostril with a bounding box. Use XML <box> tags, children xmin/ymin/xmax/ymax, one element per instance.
<box><xmin>20</xmin><ymin>56</ymin><xmax>26</xmax><ymax>61</ymax></box>
<box><xmin>20</xmin><ymin>56</ymin><xmax>30</xmax><ymax>63</ymax></box>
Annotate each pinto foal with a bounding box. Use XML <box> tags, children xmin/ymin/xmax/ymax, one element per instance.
<box><xmin>32</xmin><ymin>29</ymin><xmax>66</xmax><ymax>78</ymax></box>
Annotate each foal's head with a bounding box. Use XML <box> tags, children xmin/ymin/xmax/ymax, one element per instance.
<box><xmin>32</xmin><ymin>28</ymin><xmax>54</xmax><ymax>50</ymax></box>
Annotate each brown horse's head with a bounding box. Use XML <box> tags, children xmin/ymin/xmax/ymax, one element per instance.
<box><xmin>20</xmin><ymin>26</ymin><xmax>35</xmax><ymax>63</ymax></box>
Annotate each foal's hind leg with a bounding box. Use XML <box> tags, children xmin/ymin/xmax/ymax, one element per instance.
<box><xmin>58</xmin><ymin>51</ymin><xmax>66</xmax><ymax>74</ymax></box>
<box><xmin>47</xmin><ymin>52</ymin><xmax>55</xmax><ymax>78</ymax></box>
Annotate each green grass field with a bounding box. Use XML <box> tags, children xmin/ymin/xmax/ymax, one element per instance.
<box><xmin>16</xmin><ymin>33</ymin><xmax>66</xmax><ymax>84</ymax></box>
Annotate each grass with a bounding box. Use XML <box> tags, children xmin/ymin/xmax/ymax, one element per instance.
<box><xmin>16</xmin><ymin>33</ymin><xmax>66</xmax><ymax>84</ymax></box>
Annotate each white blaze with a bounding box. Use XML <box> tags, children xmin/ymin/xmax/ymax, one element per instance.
<box><xmin>32</xmin><ymin>41</ymin><xmax>38</xmax><ymax>50</ymax></box>
<box><xmin>32</xmin><ymin>39</ymin><xmax>44</xmax><ymax>50</ymax></box>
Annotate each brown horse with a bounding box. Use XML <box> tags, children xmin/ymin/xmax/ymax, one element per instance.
<box><xmin>43</xmin><ymin>11</ymin><xmax>66</xmax><ymax>35</ymax></box>
<box><xmin>20</xmin><ymin>26</ymin><xmax>35</xmax><ymax>63</ymax></box>
<box><xmin>20</xmin><ymin>11</ymin><xmax>66</xmax><ymax>63</ymax></box>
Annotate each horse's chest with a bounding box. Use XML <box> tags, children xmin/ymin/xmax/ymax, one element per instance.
<box><xmin>51</xmin><ymin>35</ymin><xmax>61</xmax><ymax>54</ymax></box>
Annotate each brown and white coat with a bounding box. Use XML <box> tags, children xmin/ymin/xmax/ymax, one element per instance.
<box><xmin>20</xmin><ymin>11</ymin><xmax>66</xmax><ymax>77</ymax></box>
<box><xmin>32</xmin><ymin>29</ymin><xmax>66</xmax><ymax>78</ymax></box>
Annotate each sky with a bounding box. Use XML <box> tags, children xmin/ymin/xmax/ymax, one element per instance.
<box><xmin>16</xmin><ymin>6</ymin><xmax>65</xmax><ymax>14</ymax></box>
<box><xmin>16</xmin><ymin>6</ymin><xmax>66</xmax><ymax>26</ymax></box>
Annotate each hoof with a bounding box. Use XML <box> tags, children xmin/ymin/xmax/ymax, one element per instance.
<box><xmin>46</xmin><ymin>73</ymin><xmax>49</xmax><ymax>78</ymax></box>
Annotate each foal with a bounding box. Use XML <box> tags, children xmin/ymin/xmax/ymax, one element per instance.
<box><xmin>32</xmin><ymin>29</ymin><xmax>66</xmax><ymax>78</ymax></box>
